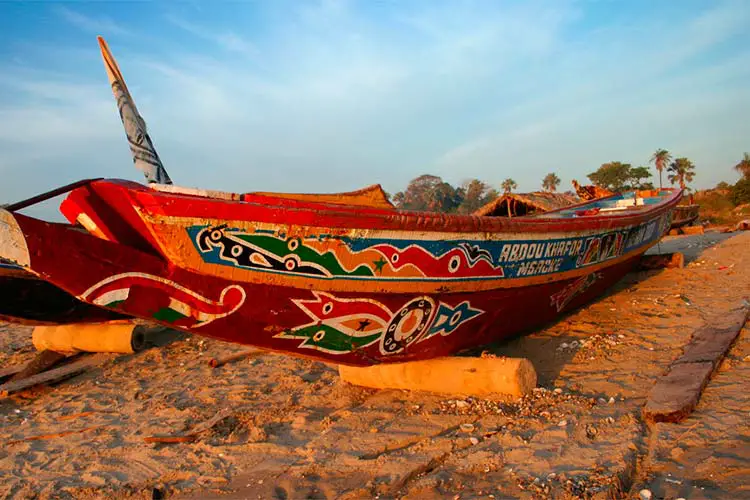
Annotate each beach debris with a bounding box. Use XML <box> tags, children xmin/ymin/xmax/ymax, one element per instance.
<box><xmin>644</xmin><ymin>305</ymin><xmax>750</xmax><ymax>422</ymax></box>
<box><xmin>7</xmin><ymin>425</ymin><xmax>102</xmax><ymax>446</ymax></box>
<box><xmin>144</xmin><ymin>407</ymin><xmax>233</xmax><ymax>444</ymax></box>
<box><xmin>208</xmin><ymin>349</ymin><xmax>264</xmax><ymax>368</ymax></box>
<box><xmin>460</xmin><ymin>423</ymin><xmax>475</xmax><ymax>433</ymax></box>
<box><xmin>639</xmin><ymin>489</ymin><xmax>652</xmax><ymax>500</ymax></box>
<box><xmin>0</xmin><ymin>353</ymin><xmax>113</xmax><ymax>398</ymax></box>
<box><xmin>637</xmin><ymin>252</ymin><xmax>685</xmax><ymax>270</ymax></box>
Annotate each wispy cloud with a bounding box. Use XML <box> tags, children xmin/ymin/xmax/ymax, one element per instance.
<box><xmin>166</xmin><ymin>14</ymin><xmax>257</xmax><ymax>58</ymax></box>
<box><xmin>56</xmin><ymin>6</ymin><xmax>131</xmax><ymax>36</ymax></box>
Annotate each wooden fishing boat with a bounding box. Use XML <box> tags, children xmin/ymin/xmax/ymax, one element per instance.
<box><xmin>0</xmin><ymin>38</ymin><xmax>682</xmax><ymax>366</ymax></box>
<box><xmin>670</xmin><ymin>204</ymin><xmax>700</xmax><ymax>230</ymax></box>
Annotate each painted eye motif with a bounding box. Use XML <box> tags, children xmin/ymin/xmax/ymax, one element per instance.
<box><xmin>210</xmin><ymin>229</ymin><xmax>223</xmax><ymax>241</ymax></box>
<box><xmin>322</xmin><ymin>302</ymin><xmax>333</xmax><ymax>315</ymax></box>
<box><xmin>391</xmin><ymin>253</ymin><xmax>400</xmax><ymax>263</ymax></box>
<box><xmin>285</xmin><ymin>258</ymin><xmax>297</xmax><ymax>271</ymax></box>
<box><xmin>230</xmin><ymin>245</ymin><xmax>243</xmax><ymax>257</ymax></box>
<box><xmin>448</xmin><ymin>255</ymin><xmax>461</xmax><ymax>273</ymax></box>
<box><xmin>288</xmin><ymin>239</ymin><xmax>300</xmax><ymax>251</ymax></box>
<box><xmin>313</xmin><ymin>330</ymin><xmax>326</xmax><ymax>342</ymax></box>
<box><xmin>449</xmin><ymin>311</ymin><xmax>462</xmax><ymax>326</ymax></box>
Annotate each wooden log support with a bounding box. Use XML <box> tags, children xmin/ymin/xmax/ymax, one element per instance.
<box><xmin>681</xmin><ymin>225</ymin><xmax>705</xmax><ymax>235</ymax></box>
<box><xmin>338</xmin><ymin>356</ymin><xmax>537</xmax><ymax>398</ymax></box>
<box><xmin>637</xmin><ymin>252</ymin><xmax>685</xmax><ymax>271</ymax></box>
<box><xmin>31</xmin><ymin>321</ymin><xmax>148</xmax><ymax>354</ymax></box>
<box><xmin>0</xmin><ymin>353</ymin><xmax>113</xmax><ymax>398</ymax></box>
<box><xmin>643</xmin><ymin>306</ymin><xmax>750</xmax><ymax>422</ymax></box>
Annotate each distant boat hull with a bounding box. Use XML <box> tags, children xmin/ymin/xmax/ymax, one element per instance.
<box><xmin>0</xmin><ymin>181</ymin><xmax>680</xmax><ymax>366</ymax></box>
<box><xmin>670</xmin><ymin>204</ymin><xmax>700</xmax><ymax>229</ymax></box>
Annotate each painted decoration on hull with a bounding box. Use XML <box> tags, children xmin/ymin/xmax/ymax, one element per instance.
<box><xmin>550</xmin><ymin>272</ymin><xmax>602</xmax><ymax>312</ymax></box>
<box><xmin>277</xmin><ymin>291</ymin><xmax>483</xmax><ymax>355</ymax></box>
<box><xmin>81</xmin><ymin>272</ymin><xmax>246</xmax><ymax>328</ymax></box>
<box><xmin>187</xmin><ymin>212</ymin><xmax>670</xmax><ymax>283</ymax></box>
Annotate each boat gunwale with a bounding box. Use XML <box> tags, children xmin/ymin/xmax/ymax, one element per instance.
<box><xmin>116</xmin><ymin>179</ymin><xmax>682</xmax><ymax>235</ymax></box>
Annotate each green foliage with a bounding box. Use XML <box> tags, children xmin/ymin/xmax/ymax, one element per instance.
<box><xmin>667</xmin><ymin>157</ymin><xmax>696</xmax><ymax>189</ymax></box>
<box><xmin>586</xmin><ymin>162</ymin><xmax>653</xmax><ymax>192</ymax></box>
<box><xmin>629</xmin><ymin>166</ymin><xmax>653</xmax><ymax>189</ymax></box>
<box><xmin>542</xmin><ymin>173</ymin><xmax>561</xmax><ymax>192</ymax></box>
<box><xmin>501</xmin><ymin>178</ymin><xmax>517</xmax><ymax>193</ymax></box>
<box><xmin>715</xmin><ymin>181</ymin><xmax>731</xmax><ymax>190</ymax></box>
<box><xmin>731</xmin><ymin>178</ymin><xmax>750</xmax><ymax>206</ymax></box>
<box><xmin>734</xmin><ymin>152</ymin><xmax>750</xmax><ymax>179</ymax></box>
<box><xmin>392</xmin><ymin>174</ymin><xmax>463</xmax><ymax>212</ymax></box>
<box><xmin>456</xmin><ymin>179</ymin><xmax>498</xmax><ymax>214</ymax></box>
<box><xmin>650</xmin><ymin>149</ymin><xmax>672</xmax><ymax>188</ymax></box>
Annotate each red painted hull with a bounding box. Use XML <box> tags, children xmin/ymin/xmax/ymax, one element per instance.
<box><xmin>7</xmin><ymin>206</ymin><xmax>656</xmax><ymax>365</ymax></box>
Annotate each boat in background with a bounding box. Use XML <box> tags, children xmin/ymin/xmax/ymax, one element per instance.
<box><xmin>670</xmin><ymin>203</ymin><xmax>700</xmax><ymax>230</ymax></box>
<box><xmin>0</xmin><ymin>37</ymin><xmax>682</xmax><ymax>366</ymax></box>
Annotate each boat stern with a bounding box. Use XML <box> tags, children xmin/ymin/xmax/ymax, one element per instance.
<box><xmin>0</xmin><ymin>208</ymin><xmax>30</xmax><ymax>269</ymax></box>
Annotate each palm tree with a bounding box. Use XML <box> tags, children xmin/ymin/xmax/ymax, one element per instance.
<box><xmin>735</xmin><ymin>152</ymin><xmax>750</xmax><ymax>179</ymax></box>
<box><xmin>542</xmin><ymin>173</ymin><xmax>561</xmax><ymax>192</ymax></box>
<box><xmin>501</xmin><ymin>178</ymin><xmax>517</xmax><ymax>193</ymax></box>
<box><xmin>667</xmin><ymin>157</ymin><xmax>696</xmax><ymax>190</ymax></box>
<box><xmin>650</xmin><ymin>149</ymin><xmax>672</xmax><ymax>189</ymax></box>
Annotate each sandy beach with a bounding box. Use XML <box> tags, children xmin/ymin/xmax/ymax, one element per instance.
<box><xmin>1</xmin><ymin>230</ymin><xmax>748</xmax><ymax>499</ymax></box>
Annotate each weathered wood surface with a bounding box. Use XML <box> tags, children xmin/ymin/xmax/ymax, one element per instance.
<box><xmin>0</xmin><ymin>362</ymin><xmax>26</xmax><ymax>381</ymax></box>
<box><xmin>8</xmin><ymin>350</ymin><xmax>69</xmax><ymax>383</ymax></box>
<box><xmin>339</xmin><ymin>356</ymin><xmax>537</xmax><ymax>397</ymax></box>
<box><xmin>643</xmin><ymin>306</ymin><xmax>750</xmax><ymax>422</ymax></box>
<box><xmin>637</xmin><ymin>252</ymin><xmax>684</xmax><ymax>271</ymax></box>
<box><xmin>0</xmin><ymin>353</ymin><xmax>114</xmax><ymax>398</ymax></box>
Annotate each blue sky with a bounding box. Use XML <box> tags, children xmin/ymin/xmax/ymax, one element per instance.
<box><xmin>0</xmin><ymin>0</ymin><xmax>748</xmax><ymax>216</ymax></box>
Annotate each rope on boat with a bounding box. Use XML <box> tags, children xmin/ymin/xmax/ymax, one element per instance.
<box><xmin>4</xmin><ymin>178</ymin><xmax>103</xmax><ymax>212</ymax></box>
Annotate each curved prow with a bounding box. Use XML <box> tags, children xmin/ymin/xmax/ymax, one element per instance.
<box><xmin>98</xmin><ymin>36</ymin><xmax>172</xmax><ymax>185</ymax></box>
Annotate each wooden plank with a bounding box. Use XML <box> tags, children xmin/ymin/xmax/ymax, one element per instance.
<box><xmin>8</xmin><ymin>350</ymin><xmax>69</xmax><ymax>383</ymax></box>
<box><xmin>0</xmin><ymin>353</ymin><xmax>114</xmax><ymax>398</ymax></box>
<box><xmin>643</xmin><ymin>307</ymin><xmax>749</xmax><ymax>423</ymax></box>
<box><xmin>0</xmin><ymin>362</ymin><xmax>27</xmax><ymax>381</ymax></box>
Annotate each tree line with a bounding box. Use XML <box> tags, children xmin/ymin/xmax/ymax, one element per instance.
<box><xmin>390</xmin><ymin>150</ymin><xmax>750</xmax><ymax>212</ymax></box>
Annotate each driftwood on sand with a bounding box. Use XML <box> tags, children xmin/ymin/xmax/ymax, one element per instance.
<box><xmin>643</xmin><ymin>305</ymin><xmax>750</xmax><ymax>422</ymax></box>
<box><xmin>208</xmin><ymin>349</ymin><xmax>264</xmax><ymax>368</ymax></box>
<box><xmin>0</xmin><ymin>353</ymin><xmax>114</xmax><ymax>398</ymax></box>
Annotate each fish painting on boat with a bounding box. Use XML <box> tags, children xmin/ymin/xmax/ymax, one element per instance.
<box><xmin>0</xmin><ymin>37</ymin><xmax>682</xmax><ymax>366</ymax></box>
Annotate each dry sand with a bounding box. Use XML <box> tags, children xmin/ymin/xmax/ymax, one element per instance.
<box><xmin>0</xmin><ymin>230</ymin><xmax>748</xmax><ymax>499</ymax></box>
